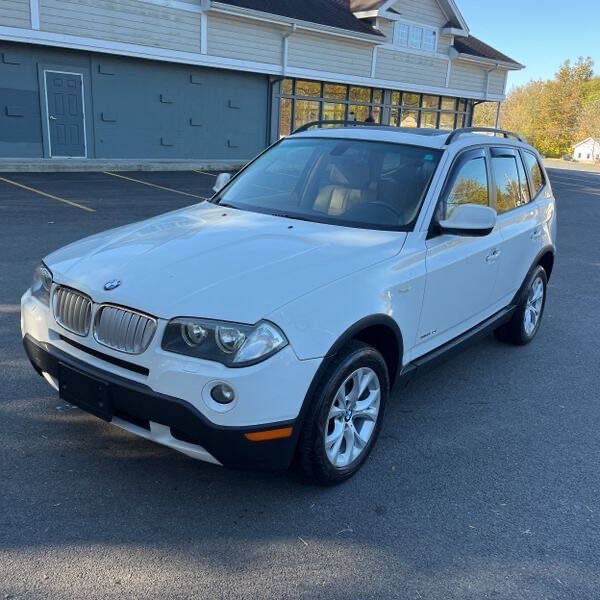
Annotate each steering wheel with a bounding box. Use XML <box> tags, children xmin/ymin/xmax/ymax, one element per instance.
<box><xmin>362</xmin><ymin>201</ymin><xmax>404</xmax><ymax>221</ymax></box>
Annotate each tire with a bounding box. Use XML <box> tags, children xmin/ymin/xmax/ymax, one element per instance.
<box><xmin>494</xmin><ymin>265</ymin><xmax>548</xmax><ymax>346</ymax></box>
<box><xmin>297</xmin><ymin>341</ymin><xmax>389</xmax><ymax>485</ymax></box>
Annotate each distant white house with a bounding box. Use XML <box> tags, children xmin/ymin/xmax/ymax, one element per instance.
<box><xmin>573</xmin><ymin>138</ymin><xmax>600</xmax><ymax>162</ymax></box>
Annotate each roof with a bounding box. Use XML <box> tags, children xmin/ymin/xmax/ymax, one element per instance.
<box><xmin>453</xmin><ymin>35</ymin><xmax>522</xmax><ymax>67</ymax></box>
<box><xmin>573</xmin><ymin>137</ymin><xmax>600</xmax><ymax>147</ymax></box>
<box><xmin>217</xmin><ymin>0</ymin><xmax>382</xmax><ymax>36</ymax></box>
<box><xmin>291</xmin><ymin>125</ymin><xmax>532</xmax><ymax>151</ymax></box>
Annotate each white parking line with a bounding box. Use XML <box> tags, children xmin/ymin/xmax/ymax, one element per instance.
<box><xmin>103</xmin><ymin>172</ymin><xmax>208</xmax><ymax>199</ymax></box>
<box><xmin>0</xmin><ymin>176</ymin><xmax>95</xmax><ymax>212</ymax></box>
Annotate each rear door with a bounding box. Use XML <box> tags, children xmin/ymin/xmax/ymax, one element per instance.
<box><xmin>417</xmin><ymin>148</ymin><xmax>503</xmax><ymax>352</ymax></box>
<box><xmin>490</xmin><ymin>147</ymin><xmax>540</xmax><ymax>304</ymax></box>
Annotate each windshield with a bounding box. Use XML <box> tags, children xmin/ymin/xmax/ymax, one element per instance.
<box><xmin>213</xmin><ymin>138</ymin><xmax>442</xmax><ymax>230</ymax></box>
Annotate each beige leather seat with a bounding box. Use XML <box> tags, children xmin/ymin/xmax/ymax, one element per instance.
<box><xmin>313</xmin><ymin>156</ymin><xmax>374</xmax><ymax>216</ymax></box>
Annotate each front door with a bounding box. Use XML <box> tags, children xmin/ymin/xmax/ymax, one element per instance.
<box><xmin>45</xmin><ymin>71</ymin><xmax>86</xmax><ymax>157</ymax></box>
<box><xmin>416</xmin><ymin>149</ymin><xmax>502</xmax><ymax>355</ymax></box>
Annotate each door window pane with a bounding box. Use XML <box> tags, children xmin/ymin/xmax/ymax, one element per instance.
<box><xmin>349</xmin><ymin>87</ymin><xmax>371</xmax><ymax>103</ymax></box>
<box><xmin>294</xmin><ymin>100</ymin><xmax>320</xmax><ymax>129</ymax></box>
<box><xmin>372</xmin><ymin>89</ymin><xmax>383</xmax><ymax>104</ymax></box>
<box><xmin>349</xmin><ymin>104</ymin><xmax>370</xmax><ymax>122</ymax></box>
<box><xmin>523</xmin><ymin>152</ymin><xmax>545</xmax><ymax>196</ymax></box>
<box><xmin>492</xmin><ymin>156</ymin><xmax>521</xmax><ymax>214</ymax></box>
<box><xmin>516</xmin><ymin>154</ymin><xmax>531</xmax><ymax>205</ymax></box>
<box><xmin>390</xmin><ymin>108</ymin><xmax>400</xmax><ymax>127</ymax></box>
<box><xmin>420</xmin><ymin>111</ymin><xmax>438</xmax><ymax>129</ymax></box>
<box><xmin>439</xmin><ymin>112</ymin><xmax>456</xmax><ymax>130</ymax></box>
<box><xmin>391</xmin><ymin>91</ymin><xmax>401</xmax><ymax>106</ymax></box>
<box><xmin>400</xmin><ymin>110</ymin><xmax>419</xmax><ymax>128</ymax></box>
<box><xmin>322</xmin><ymin>102</ymin><xmax>346</xmax><ymax>122</ymax></box>
<box><xmin>296</xmin><ymin>80</ymin><xmax>321</xmax><ymax>97</ymax></box>
<box><xmin>441</xmin><ymin>97</ymin><xmax>456</xmax><ymax>111</ymax></box>
<box><xmin>457</xmin><ymin>99</ymin><xmax>467</xmax><ymax>112</ymax></box>
<box><xmin>279</xmin><ymin>98</ymin><xmax>292</xmax><ymax>137</ymax></box>
<box><xmin>402</xmin><ymin>93</ymin><xmax>420</xmax><ymax>108</ymax></box>
<box><xmin>422</xmin><ymin>95</ymin><xmax>439</xmax><ymax>110</ymax></box>
<box><xmin>281</xmin><ymin>79</ymin><xmax>293</xmax><ymax>96</ymax></box>
<box><xmin>445</xmin><ymin>157</ymin><xmax>489</xmax><ymax>217</ymax></box>
<box><xmin>324</xmin><ymin>84</ymin><xmax>346</xmax><ymax>100</ymax></box>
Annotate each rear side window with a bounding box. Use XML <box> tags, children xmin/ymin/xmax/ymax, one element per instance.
<box><xmin>444</xmin><ymin>157</ymin><xmax>489</xmax><ymax>217</ymax></box>
<box><xmin>491</xmin><ymin>156</ymin><xmax>524</xmax><ymax>214</ymax></box>
<box><xmin>523</xmin><ymin>152</ymin><xmax>545</xmax><ymax>197</ymax></box>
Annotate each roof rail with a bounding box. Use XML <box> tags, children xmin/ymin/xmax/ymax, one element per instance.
<box><xmin>445</xmin><ymin>127</ymin><xmax>525</xmax><ymax>145</ymax></box>
<box><xmin>292</xmin><ymin>120</ymin><xmax>390</xmax><ymax>134</ymax></box>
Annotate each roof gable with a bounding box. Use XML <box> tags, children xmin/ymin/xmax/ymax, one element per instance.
<box><xmin>350</xmin><ymin>0</ymin><xmax>468</xmax><ymax>31</ymax></box>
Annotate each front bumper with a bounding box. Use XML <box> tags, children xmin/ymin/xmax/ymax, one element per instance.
<box><xmin>23</xmin><ymin>334</ymin><xmax>303</xmax><ymax>470</ymax></box>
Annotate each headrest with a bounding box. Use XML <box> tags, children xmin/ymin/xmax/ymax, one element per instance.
<box><xmin>328</xmin><ymin>155</ymin><xmax>370</xmax><ymax>188</ymax></box>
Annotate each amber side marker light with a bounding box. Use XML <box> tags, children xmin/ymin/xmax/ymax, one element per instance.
<box><xmin>244</xmin><ymin>427</ymin><xmax>293</xmax><ymax>442</ymax></box>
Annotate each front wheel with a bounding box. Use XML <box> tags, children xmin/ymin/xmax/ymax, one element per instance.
<box><xmin>495</xmin><ymin>265</ymin><xmax>548</xmax><ymax>345</ymax></box>
<box><xmin>297</xmin><ymin>341</ymin><xmax>389</xmax><ymax>485</ymax></box>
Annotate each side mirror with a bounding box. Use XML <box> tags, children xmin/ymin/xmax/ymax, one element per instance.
<box><xmin>212</xmin><ymin>172</ymin><xmax>232</xmax><ymax>193</ymax></box>
<box><xmin>437</xmin><ymin>203</ymin><xmax>497</xmax><ymax>237</ymax></box>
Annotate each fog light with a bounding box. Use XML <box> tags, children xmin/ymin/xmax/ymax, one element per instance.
<box><xmin>210</xmin><ymin>383</ymin><xmax>236</xmax><ymax>405</ymax></box>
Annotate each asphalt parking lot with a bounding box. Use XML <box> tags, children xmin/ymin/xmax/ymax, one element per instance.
<box><xmin>1</xmin><ymin>167</ymin><xmax>600</xmax><ymax>599</ymax></box>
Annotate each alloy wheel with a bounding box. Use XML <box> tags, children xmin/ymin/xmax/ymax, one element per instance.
<box><xmin>524</xmin><ymin>275</ymin><xmax>544</xmax><ymax>336</ymax></box>
<box><xmin>324</xmin><ymin>367</ymin><xmax>381</xmax><ymax>468</ymax></box>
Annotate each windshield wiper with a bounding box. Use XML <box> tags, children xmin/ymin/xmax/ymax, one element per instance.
<box><xmin>269</xmin><ymin>212</ymin><xmax>315</xmax><ymax>223</ymax></box>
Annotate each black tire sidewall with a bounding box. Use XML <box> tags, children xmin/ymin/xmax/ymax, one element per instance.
<box><xmin>518</xmin><ymin>266</ymin><xmax>548</xmax><ymax>343</ymax></box>
<box><xmin>302</xmin><ymin>342</ymin><xmax>389</xmax><ymax>484</ymax></box>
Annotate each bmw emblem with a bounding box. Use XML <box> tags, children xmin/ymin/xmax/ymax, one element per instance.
<box><xmin>104</xmin><ymin>279</ymin><xmax>121</xmax><ymax>291</ymax></box>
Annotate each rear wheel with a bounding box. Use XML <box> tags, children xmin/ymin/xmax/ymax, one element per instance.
<box><xmin>495</xmin><ymin>265</ymin><xmax>547</xmax><ymax>345</ymax></box>
<box><xmin>298</xmin><ymin>341</ymin><xmax>389</xmax><ymax>485</ymax></box>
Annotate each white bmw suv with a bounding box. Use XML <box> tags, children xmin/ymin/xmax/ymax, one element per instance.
<box><xmin>22</xmin><ymin>123</ymin><xmax>556</xmax><ymax>484</ymax></box>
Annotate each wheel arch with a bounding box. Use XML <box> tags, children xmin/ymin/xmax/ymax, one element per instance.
<box><xmin>538</xmin><ymin>248</ymin><xmax>555</xmax><ymax>281</ymax></box>
<box><xmin>314</xmin><ymin>314</ymin><xmax>403</xmax><ymax>392</ymax></box>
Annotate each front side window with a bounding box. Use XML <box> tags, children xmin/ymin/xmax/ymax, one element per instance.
<box><xmin>492</xmin><ymin>156</ymin><xmax>523</xmax><ymax>214</ymax></box>
<box><xmin>214</xmin><ymin>138</ymin><xmax>442</xmax><ymax>230</ymax></box>
<box><xmin>522</xmin><ymin>151</ymin><xmax>545</xmax><ymax>197</ymax></box>
<box><xmin>442</xmin><ymin>157</ymin><xmax>489</xmax><ymax>218</ymax></box>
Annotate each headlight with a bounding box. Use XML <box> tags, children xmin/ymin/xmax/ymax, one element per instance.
<box><xmin>162</xmin><ymin>318</ymin><xmax>288</xmax><ymax>367</ymax></box>
<box><xmin>31</xmin><ymin>263</ymin><xmax>52</xmax><ymax>306</ymax></box>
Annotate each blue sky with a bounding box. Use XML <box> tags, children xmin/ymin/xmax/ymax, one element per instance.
<box><xmin>457</xmin><ymin>0</ymin><xmax>600</xmax><ymax>89</ymax></box>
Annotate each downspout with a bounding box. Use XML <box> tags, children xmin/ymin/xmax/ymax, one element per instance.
<box><xmin>484</xmin><ymin>62</ymin><xmax>500</xmax><ymax>100</ymax></box>
<box><xmin>282</xmin><ymin>23</ymin><xmax>297</xmax><ymax>77</ymax></box>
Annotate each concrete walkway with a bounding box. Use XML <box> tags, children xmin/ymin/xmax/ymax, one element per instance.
<box><xmin>0</xmin><ymin>158</ymin><xmax>245</xmax><ymax>173</ymax></box>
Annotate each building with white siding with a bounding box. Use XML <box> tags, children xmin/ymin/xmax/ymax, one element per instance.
<box><xmin>572</xmin><ymin>138</ymin><xmax>600</xmax><ymax>162</ymax></box>
<box><xmin>0</xmin><ymin>0</ymin><xmax>522</xmax><ymax>161</ymax></box>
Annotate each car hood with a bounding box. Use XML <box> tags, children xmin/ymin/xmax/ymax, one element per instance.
<box><xmin>45</xmin><ymin>203</ymin><xmax>406</xmax><ymax>323</ymax></box>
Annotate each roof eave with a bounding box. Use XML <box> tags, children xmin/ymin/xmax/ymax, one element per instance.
<box><xmin>455</xmin><ymin>53</ymin><xmax>524</xmax><ymax>71</ymax></box>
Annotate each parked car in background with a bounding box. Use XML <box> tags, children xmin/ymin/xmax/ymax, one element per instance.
<box><xmin>22</xmin><ymin>123</ymin><xmax>556</xmax><ymax>484</ymax></box>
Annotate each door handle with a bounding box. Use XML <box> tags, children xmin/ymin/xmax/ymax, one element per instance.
<box><xmin>485</xmin><ymin>249</ymin><xmax>501</xmax><ymax>263</ymax></box>
<box><xmin>49</xmin><ymin>115</ymin><xmax>57</xmax><ymax>120</ymax></box>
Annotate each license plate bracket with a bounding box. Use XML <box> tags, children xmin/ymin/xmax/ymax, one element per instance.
<box><xmin>58</xmin><ymin>363</ymin><xmax>113</xmax><ymax>421</ymax></box>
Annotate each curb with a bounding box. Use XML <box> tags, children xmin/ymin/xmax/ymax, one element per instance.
<box><xmin>0</xmin><ymin>159</ymin><xmax>247</xmax><ymax>173</ymax></box>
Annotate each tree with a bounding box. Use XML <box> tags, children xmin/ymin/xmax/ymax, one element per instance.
<box><xmin>491</xmin><ymin>57</ymin><xmax>597</xmax><ymax>157</ymax></box>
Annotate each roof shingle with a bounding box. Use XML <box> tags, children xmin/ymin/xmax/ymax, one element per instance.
<box><xmin>218</xmin><ymin>0</ymin><xmax>381</xmax><ymax>36</ymax></box>
<box><xmin>453</xmin><ymin>35</ymin><xmax>522</xmax><ymax>67</ymax></box>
